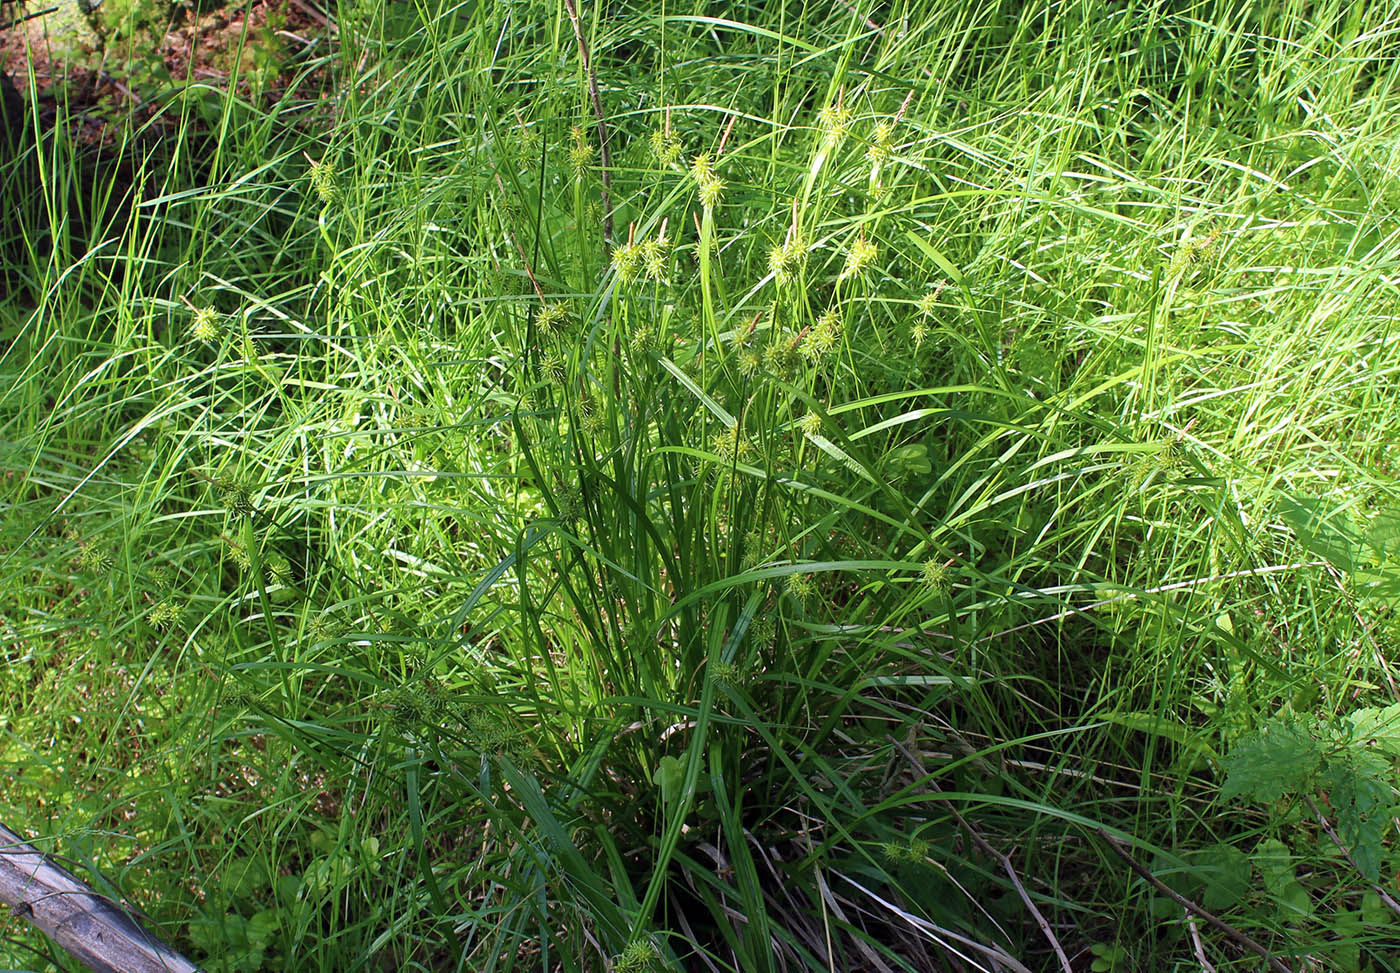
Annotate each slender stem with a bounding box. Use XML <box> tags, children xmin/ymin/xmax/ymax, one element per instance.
<box><xmin>561</xmin><ymin>0</ymin><xmax>614</xmax><ymax>251</ymax></box>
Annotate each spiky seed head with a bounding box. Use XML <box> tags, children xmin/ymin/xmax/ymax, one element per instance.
<box><xmin>768</xmin><ymin>234</ymin><xmax>808</xmax><ymax>286</ymax></box>
<box><xmin>612</xmin><ymin>241</ymin><xmax>645</xmax><ymax>284</ymax></box>
<box><xmin>649</xmin><ymin>127</ymin><xmax>682</xmax><ymax>167</ymax></box>
<box><xmin>537</xmin><ymin>302</ymin><xmax>570</xmax><ymax>334</ymax></box>
<box><xmin>920</xmin><ymin>559</ymin><xmax>949</xmax><ymax>594</ymax></box>
<box><xmin>615</xmin><ymin>939</ymin><xmax>660</xmax><ymax>973</ymax></box>
<box><xmin>711</xmin><ymin>659</ymin><xmax>743</xmax><ymax>686</ymax></box>
<box><xmin>817</xmin><ymin>103</ymin><xmax>853</xmax><ymax>147</ymax></box>
<box><xmin>738</xmin><ymin>348</ymin><xmax>762</xmax><ymax>377</ymax></box>
<box><xmin>640</xmin><ymin>235</ymin><xmax>669</xmax><ymax>281</ymax></box>
<box><xmin>798</xmin><ymin>411</ymin><xmax>823</xmax><ymax>437</ymax></box>
<box><xmin>867</xmin><ymin>119</ymin><xmax>895</xmax><ymax>165</ymax></box>
<box><xmin>191</xmin><ymin>306</ymin><xmax>220</xmax><ymax>342</ymax></box>
<box><xmin>77</xmin><ymin>543</ymin><xmax>112</xmax><ymax>572</ymax></box>
<box><xmin>698</xmin><ymin>174</ymin><xmax>725</xmax><ymax>209</ymax></box>
<box><xmin>214</xmin><ymin>478</ymin><xmax>255</xmax><ymax>517</ymax></box>
<box><xmin>568</xmin><ymin>126</ymin><xmax>595</xmax><ymax>176</ymax></box>
<box><xmin>840</xmin><ymin>236</ymin><xmax>879</xmax><ymax>282</ymax></box>
<box><xmin>785</xmin><ymin>572</ymin><xmax>815</xmax><ymax>604</ymax></box>
<box><xmin>308</xmin><ymin>158</ymin><xmax>338</xmax><ymax>203</ymax></box>
<box><xmin>149</xmin><ymin>599</ymin><xmax>182</xmax><ymax>631</ymax></box>
<box><xmin>802</xmin><ymin>308</ymin><xmax>842</xmax><ymax>362</ymax></box>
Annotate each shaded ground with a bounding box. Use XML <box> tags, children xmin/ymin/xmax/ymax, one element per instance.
<box><xmin>1</xmin><ymin>0</ymin><xmax>334</xmax><ymax>144</ymax></box>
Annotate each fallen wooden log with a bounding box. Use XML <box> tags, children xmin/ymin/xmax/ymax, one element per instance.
<box><xmin>0</xmin><ymin>822</ymin><xmax>200</xmax><ymax>973</ymax></box>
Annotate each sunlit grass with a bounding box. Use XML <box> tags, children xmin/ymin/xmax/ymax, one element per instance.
<box><xmin>5</xmin><ymin>0</ymin><xmax>1400</xmax><ymax>968</ymax></box>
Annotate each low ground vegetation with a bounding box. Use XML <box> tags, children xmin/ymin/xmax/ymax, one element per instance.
<box><xmin>4</xmin><ymin>0</ymin><xmax>1400</xmax><ymax>969</ymax></box>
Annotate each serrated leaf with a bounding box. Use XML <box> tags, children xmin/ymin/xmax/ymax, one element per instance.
<box><xmin>1344</xmin><ymin>703</ymin><xmax>1400</xmax><ymax>756</ymax></box>
<box><xmin>1221</xmin><ymin>720</ymin><xmax>1324</xmax><ymax>803</ymax></box>
<box><xmin>246</xmin><ymin>909</ymin><xmax>279</xmax><ymax>947</ymax></box>
<box><xmin>1277</xmin><ymin>494</ymin><xmax>1359</xmax><ymax>571</ymax></box>
<box><xmin>1324</xmin><ymin>752</ymin><xmax>1396</xmax><ymax>883</ymax></box>
<box><xmin>884</xmin><ymin>443</ymin><xmax>931</xmax><ymax>476</ymax></box>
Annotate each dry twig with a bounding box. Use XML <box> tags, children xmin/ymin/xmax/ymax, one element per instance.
<box><xmin>935</xmin><ymin>799</ymin><xmax>1072</xmax><ymax>972</ymax></box>
<box><xmin>1303</xmin><ymin>794</ymin><xmax>1400</xmax><ymax>921</ymax></box>
<box><xmin>1186</xmin><ymin>910</ymin><xmax>1218</xmax><ymax>972</ymax></box>
<box><xmin>1096</xmin><ymin>828</ymin><xmax>1292</xmax><ymax>973</ymax></box>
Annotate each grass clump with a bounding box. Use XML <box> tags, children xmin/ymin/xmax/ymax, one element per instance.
<box><xmin>5</xmin><ymin>0</ymin><xmax>1400</xmax><ymax>969</ymax></box>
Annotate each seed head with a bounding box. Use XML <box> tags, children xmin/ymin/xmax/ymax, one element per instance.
<box><xmin>640</xmin><ymin>234</ymin><xmax>670</xmax><ymax>281</ymax></box>
<box><xmin>76</xmin><ymin>542</ymin><xmax>112</xmax><ymax>573</ymax></box>
<box><xmin>920</xmin><ymin>559</ymin><xmax>949</xmax><ymax>594</ymax></box>
<box><xmin>761</xmin><ymin>340</ymin><xmax>800</xmax><ymax>379</ymax></box>
<box><xmin>911</xmin><ymin>321</ymin><xmax>930</xmax><ymax>349</ymax></box>
<box><xmin>840</xmin><ymin>235</ymin><xmax>878</xmax><ymax>282</ymax></box>
<box><xmin>711</xmin><ymin>659</ymin><xmax>743</xmax><ymax>686</ymax></box>
<box><xmin>568</xmin><ymin>126</ymin><xmax>595</xmax><ymax>176</ymax></box>
<box><xmin>867</xmin><ymin>119</ymin><xmax>896</xmax><ymax>165</ymax></box>
<box><xmin>611</xmin><ymin>241</ymin><xmax>646</xmax><ymax>284</ymax></box>
<box><xmin>785</xmin><ymin>572</ymin><xmax>815</xmax><ymax>604</ymax></box>
<box><xmin>917</xmin><ymin>283</ymin><xmax>945</xmax><ymax>317</ymax></box>
<box><xmin>214</xmin><ymin>478</ymin><xmax>255</xmax><ymax>517</ymax></box>
<box><xmin>191</xmin><ymin>306</ymin><xmax>220</xmax><ymax>343</ymax></box>
<box><xmin>384</xmin><ymin>687</ymin><xmax>424</xmax><ymax>732</ymax></box>
<box><xmin>698</xmin><ymin>175</ymin><xmax>725</xmax><ymax>209</ymax></box>
<box><xmin>797</xmin><ymin>411</ymin><xmax>823</xmax><ymax>437</ymax></box>
<box><xmin>801</xmin><ymin>308</ymin><xmax>842</xmax><ymax>362</ymax></box>
<box><xmin>737</xmin><ymin>347</ymin><xmax>762</xmax><ymax>377</ymax></box>
<box><xmin>690</xmin><ymin>152</ymin><xmax>714</xmax><ymax>183</ymax></box>
<box><xmin>818</xmin><ymin>103</ymin><xmax>853</xmax><ymax>147</ymax></box>
<box><xmin>149</xmin><ymin>599</ymin><xmax>182</xmax><ymax>631</ymax></box>
<box><xmin>767</xmin><ymin>231</ymin><xmax>809</xmax><ymax>287</ymax></box>
<box><xmin>307</xmin><ymin>158</ymin><xmax>338</xmax><ymax>204</ymax></box>
<box><xmin>537</xmin><ymin>302</ymin><xmax>570</xmax><ymax>334</ymax></box>
<box><xmin>540</xmin><ymin>349</ymin><xmax>566</xmax><ymax>382</ymax></box>
<box><xmin>649</xmin><ymin>127</ymin><xmax>682</xmax><ymax>167</ymax></box>
<box><xmin>713</xmin><ymin>424</ymin><xmax>749</xmax><ymax>460</ymax></box>
<box><xmin>615</xmin><ymin>939</ymin><xmax>660</xmax><ymax>973</ymax></box>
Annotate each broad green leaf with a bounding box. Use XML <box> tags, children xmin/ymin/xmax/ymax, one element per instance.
<box><xmin>224</xmin><ymin>856</ymin><xmax>271</xmax><ymax>900</ymax></box>
<box><xmin>1345</xmin><ymin>703</ymin><xmax>1400</xmax><ymax>756</ymax></box>
<box><xmin>1362</xmin><ymin>889</ymin><xmax>1395</xmax><ymax>926</ymax></box>
<box><xmin>1193</xmin><ymin>843</ymin><xmax>1249</xmax><ymax>911</ymax></box>
<box><xmin>1254</xmin><ymin>838</ymin><xmax>1296</xmax><ymax>893</ymax></box>
<box><xmin>883</xmin><ymin>443</ymin><xmax>931</xmax><ymax>476</ymax></box>
<box><xmin>1277</xmin><ymin>494</ymin><xmax>1358</xmax><ymax>572</ymax></box>
<box><xmin>1221</xmin><ymin>721</ymin><xmax>1324</xmax><ymax>803</ymax></box>
<box><xmin>1277</xmin><ymin>879</ymin><xmax>1313</xmax><ymax>918</ymax></box>
<box><xmin>1350</xmin><ymin>567</ymin><xmax>1400</xmax><ymax>605</ymax></box>
<box><xmin>1367</xmin><ymin>505</ymin><xmax>1400</xmax><ymax>559</ymax></box>
<box><xmin>655</xmin><ymin>755</ymin><xmax>685</xmax><ymax>808</ymax></box>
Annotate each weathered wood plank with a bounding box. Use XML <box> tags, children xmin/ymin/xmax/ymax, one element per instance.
<box><xmin>0</xmin><ymin>822</ymin><xmax>200</xmax><ymax>973</ymax></box>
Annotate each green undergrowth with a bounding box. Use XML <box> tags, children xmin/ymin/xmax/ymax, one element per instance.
<box><xmin>5</xmin><ymin>0</ymin><xmax>1400</xmax><ymax>969</ymax></box>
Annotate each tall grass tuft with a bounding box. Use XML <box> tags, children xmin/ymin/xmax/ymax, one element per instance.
<box><xmin>5</xmin><ymin>0</ymin><xmax>1400</xmax><ymax>969</ymax></box>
